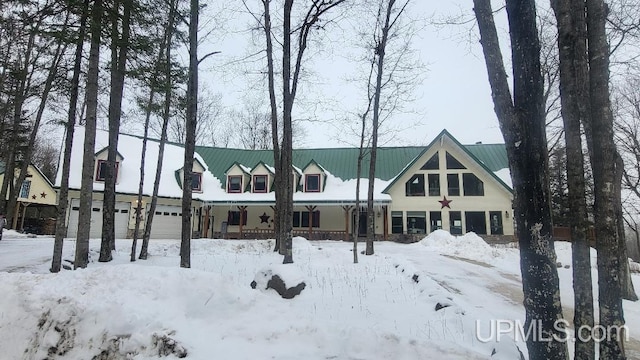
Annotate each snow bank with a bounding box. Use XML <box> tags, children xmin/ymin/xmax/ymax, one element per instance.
<box><xmin>420</xmin><ymin>230</ymin><xmax>510</xmax><ymax>263</ymax></box>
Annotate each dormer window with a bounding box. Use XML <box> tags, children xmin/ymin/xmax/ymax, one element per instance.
<box><xmin>96</xmin><ymin>160</ymin><xmax>119</xmax><ymax>182</ymax></box>
<box><xmin>228</xmin><ymin>175</ymin><xmax>242</xmax><ymax>193</ymax></box>
<box><xmin>191</xmin><ymin>172</ymin><xmax>202</xmax><ymax>192</ymax></box>
<box><xmin>253</xmin><ymin>175</ymin><xmax>267</xmax><ymax>193</ymax></box>
<box><xmin>305</xmin><ymin>174</ymin><xmax>320</xmax><ymax>192</ymax></box>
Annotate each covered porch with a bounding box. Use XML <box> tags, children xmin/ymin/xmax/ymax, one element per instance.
<box><xmin>198</xmin><ymin>200</ymin><xmax>392</xmax><ymax>241</ymax></box>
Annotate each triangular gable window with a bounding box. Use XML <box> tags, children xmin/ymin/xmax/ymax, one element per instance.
<box><xmin>420</xmin><ymin>152</ymin><xmax>439</xmax><ymax>170</ymax></box>
<box><xmin>446</xmin><ymin>152</ymin><xmax>466</xmax><ymax>169</ymax></box>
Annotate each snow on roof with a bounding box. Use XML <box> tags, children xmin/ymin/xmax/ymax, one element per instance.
<box><xmin>204</xmin><ymin>171</ymin><xmax>391</xmax><ymax>205</ymax></box>
<box><xmin>55</xmin><ymin>127</ymin><xmax>222</xmax><ymax>200</ymax></box>
<box><xmin>263</xmin><ymin>163</ymin><xmax>275</xmax><ymax>174</ymax></box>
<box><xmin>56</xmin><ymin>127</ymin><xmax>393</xmax><ymax>204</ymax></box>
<box><xmin>493</xmin><ymin>168</ymin><xmax>512</xmax><ymax>189</ymax></box>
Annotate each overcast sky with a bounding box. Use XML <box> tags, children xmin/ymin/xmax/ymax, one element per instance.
<box><xmin>196</xmin><ymin>0</ymin><xmax>509</xmax><ymax>149</ymax></box>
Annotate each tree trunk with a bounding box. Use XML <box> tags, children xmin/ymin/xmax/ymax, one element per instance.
<box><xmin>133</xmin><ymin>0</ymin><xmax>177</xmax><ymax>261</ymax></box>
<box><xmin>101</xmin><ymin>0</ymin><xmax>131</xmax><ymax>261</ymax></box>
<box><xmin>473</xmin><ymin>1</ymin><xmax>568</xmax><ymax>358</ymax></box>
<box><xmin>614</xmin><ymin>152</ymin><xmax>638</xmax><ymax>301</ymax></box>
<box><xmin>551</xmin><ymin>0</ymin><xmax>595</xmax><ymax>357</ymax></box>
<box><xmin>280</xmin><ymin>0</ymin><xmax>294</xmax><ymax>264</ymax></box>
<box><xmin>181</xmin><ymin>0</ymin><xmax>199</xmax><ymax>268</ymax></box>
<box><xmin>366</xmin><ymin>0</ymin><xmax>397</xmax><ymax>256</ymax></box>
<box><xmin>261</xmin><ymin>0</ymin><xmax>281</xmax><ymax>254</ymax></box>
<box><xmin>52</xmin><ymin>0</ymin><xmax>90</xmax><ymax>273</ymax></box>
<box><xmin>586</xmin><ymin>0</ymin><xmax>626</xmax><ymax>358</ymax></box>
<box><xmin>75</xmin><ymin>0</ymin><xmax>103</xmax><ymax>269</ymax></box>
<box><xmin>1</xmin><ymin>29</ymin><xmax>36</xmax><ymax>224</ymax></box>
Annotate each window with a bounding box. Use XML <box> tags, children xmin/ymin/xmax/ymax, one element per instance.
<box><xmin>449</xmin><ymin>211</ymin><xmax>462</xmax><ymax>235</ymax></box>
<box><xmin>305</xmin><ymin>174</ymin><xmax>321</xmax><ymax>192</ymax></box>
<box><xmin>430</xmin><ymin>211</ymin><xmax>442</xmax><ymax>232</ymax></box>
<box><xmin>293</xmin><ymin>211</ymin><xmax>320</xmax><ymax>227</ymax></box>
<box><xmin>490</xmin><ymin>211</ymin><xmax>503</xmax><ymax>235</ymax></box>
<box><xmin>465</xmin><ymin>211</ymin><xmax>487</xmax><ymax>234</ymax></box>
<box><xmin>227</xmin><ymin>210</ymin><xmax>247</xmax><ymax>226</ymax></box>
<box><xmin>421</xmin><ymin>152</ymin><xmax>439</xmax><ymax>170</ymax></box>
<box><xmin>19</xmin><ymin>180</ymin><xmax>31</xmax><ymax>199</ymax></box>
<box><xmin>191</xmin><ymin>172</ymin><xmax>202</xmax><ymax>192</ymax></box>
<box><xmin>253</xmin><ymin>175</ymin><xmax>268</xmax><ymax>193</ymax></box>
<box><xmin>407</xmin><ymin>211</ymin><xmax>426</xmax><ymax>234</ymax></box>
<box><xmin>405</xmin><ymin>174</ymin><xmax>425</xmax><ymax>196</ymax></box>
<box><xmin>447</xmin><ymin>174</ymin><xmax>460</xmax><ymax>196</ymax></box>
<box><xmin>227</xmin><ymin>176</ymin><xmax>242</xmax><ymax>193</ymax></box>
<box><xmin>96</xmin><ymin>160</ymin><xmax>119</xmax><ymax>182</ymax></box>
<box><xmin>446</xmin><ymin>152</ymin><xmax>466</xmax><ymax>169</ymax></box>
<box><xmin>463</xmin><ymin>173</ymin><xmax>484</xmax><ymax>196</ymax></box>
<box><xmin>391</xmin><ymin>211</ymin><xmax>403</xmax><ymax>234</ymax></box>
<box><xmin>428</xmin><ymin>174</ymin><xmax>440</xmax><ymax>196</ymax></box>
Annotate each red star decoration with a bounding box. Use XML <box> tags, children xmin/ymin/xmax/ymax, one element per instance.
<box><xmin>438</xmin><ymin>196</ymin><xmax>452</xmax><ymax>209</ymax></box>
<box><xmin>40</xmin><ymin>192</ymin><xmax>47</xmax><ymax>198</ymax></box>
<box><xmin>31</xmin><ymin>195</ymin><xmax>36</xmax><ymax>200</ymax></box>
<box><xmin>259</xmin><ymin>212</ymin><xmax>270</xmax><ymax>223</ymax></box>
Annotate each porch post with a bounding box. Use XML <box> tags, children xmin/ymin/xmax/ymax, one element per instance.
<box><xmin>383</xmin><ymin>205</ymin><xmax>388</xmax><ymax>241</ymax></box>
<box><xmin>342</xmin><ymin>205</ymin><xmax>353</xmax><ymax>242</ymax></box>
<box><xmin>305</xmin><ymin>205</ymin><xmax>317</xmax><ymax>240</ymax></box>
<box><xmin>203</xmin><ymin>206</ymin><xmax>210</xmax><ymax>238</ymax></box>
<box><xmin>12</xmin><ymin>202</ymin><xmax>20</xmax><ymax>229</ymax></box>
<box><xmin>238</xmin><ymin>205</ymin><xmax>247</xmax><ymax>238</ymax></box>
<box><xmin>20</xmin><ymin>202</ymin><xmax>29</xmax><ymax>231</ymax></box>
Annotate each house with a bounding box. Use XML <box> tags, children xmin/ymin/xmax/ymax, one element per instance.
<box><xmin>0</xmin><ymin>161</ymin><xmax>58</xmax><ymax>233</ymax></box>
<box><xmin>57</xmin><ymin>128</ymin><xmax>514</xmax><ymax>242</ymax></box>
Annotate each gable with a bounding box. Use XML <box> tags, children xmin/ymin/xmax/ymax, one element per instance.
<box><xmin>95</xmin><ymin>147</ymin><xmax>125</xmax><ymax>161</ymax></box>
<box><xmin>382</xmin><ymin>130</ymin><xmax>512</xmax><ymax>194</ymax></box>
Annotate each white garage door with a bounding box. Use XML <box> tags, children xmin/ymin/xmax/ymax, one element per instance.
<box><xmin>147</xmin><ymin>204</ymin><xmax>182</xmax><ymax>239</ymax></box>
<box><xmin>67</xmin><ymin>200</ymin><xmax>130</xmax><ymax>239</ymax></box>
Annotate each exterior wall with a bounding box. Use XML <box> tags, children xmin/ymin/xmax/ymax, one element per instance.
<box><xmin>386</xmin><ymin>138</ymin><xmax>514</xmax><ymax>236</ymax></box>
<box><xmin>94</xmin><ymin>150</ymin><xmax>123</xmax><ymax>185</ymax></box>
<box><xmin>225</xmin><ymin>165</ymin><xmax>250</xmax><ymax>192</ymax></box>
<box><xmin>178</xmin><ymin>160</ymin><xmax>206</xmax><ymax>193</ymax></box>
<box><xmin>206</xmin><ymin>204</ymin><xmax>385</xmax><ymax>239</ymax></box>
<box><xmin>63</xmin><ymin>190</ymin><xmax>202</xmax><ymax>238</ymax></box>
<box><xmin>302</xmin><ymin>163</ymin><xmax>325</xmax><ymax>192</ymax></box>
<box><xmin>2</xmin><ymin>165</ymin><xmax>58</xmax><ymax>205</ymax></box>
<box><xmin>250</xmin><ymin>163</ymin><xmax>273</xmax><ymax>193</ymax></box>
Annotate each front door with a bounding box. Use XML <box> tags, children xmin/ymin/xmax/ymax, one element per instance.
<box><xmin>353</xmin><ymin>211</ymin><xmax>369</xmax><ymax>237</ymax></box>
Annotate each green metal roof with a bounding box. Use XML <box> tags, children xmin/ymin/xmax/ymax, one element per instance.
<box><xmin>195</xmin><ymin>132</ymin><xmax>508</xmax><ymax>182</ymax></box>
<box><xmin>464</xmin><ymin>143</ymin><xmax>509</xmax><ymax>172</ymax></box>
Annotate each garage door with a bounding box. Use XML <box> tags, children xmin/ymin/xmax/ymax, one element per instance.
<box><xmin>67</xmin><ymin>200</ymin><xmax>130</xmax><ymax>239</ymax></box>
<box><xmin>147</xmin><ymin>204</ymin><xmax>182</xmax><ymax>239</ymax></box>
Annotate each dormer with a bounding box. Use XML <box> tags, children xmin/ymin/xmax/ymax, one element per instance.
<box><xmin>94</xmin><ymin>147</ymin><xmax>124</xmax><ymax>184</ymax></box>
<box><xmin>175</xmin><ymin>158</ymin><xmax>206</xmax><ymax>193</ymax></box>
<box><xmin>301</xmin><ymin>159</ymin><xmax>327</xmax><ymax>193</ymax></box>
<box><xmin>292</xmin><ymin>165</ymin><xmax>303</xmax><ymax>193</ymax></box>
<box><xmin>250</xmin><ymin>161</ymin><xmax>274</xmax><ymax>193</ymax></box>
<box><xmin>224</xmin><ymin>162</ymin><xmax>251</xmax><ymax>193</ymax></box>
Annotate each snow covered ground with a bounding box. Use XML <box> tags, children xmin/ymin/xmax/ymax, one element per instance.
<box><xmin>0</xmin><ymin>229</ymin><xmax>639</xmax><ymax>359</ymax></box>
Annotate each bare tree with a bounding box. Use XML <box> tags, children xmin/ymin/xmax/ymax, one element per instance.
<box><xmin>180</xmin><ymin>0</ymin><xmax>200</xmax><ymax>268</ymax></box>
<box><xmin>256</xmin><ymin>0</ymin><xmax>346</xmax><ymax>263</ymax></box>
<box><xmin>360</xmin><ymin>0</ymin><xmax>412</xmax><ymax>256</ymax></box>
<box><xmin>75</xmin><ymin>0</ymin><xmax>103</xmax><ymax>269</ymax></box>
<box><xmin>51</xmin><ymin>0</ymin><xmax>90</xmax><ymax>273</ymax></box>
<box><xmin>473</xmin><ymin>0</ymin><xmax>568</xmax><ymax>358</ymax></box>
<box><xmin>100</xmin><ymin>0</ymin><xmax>132</xmax><ymax>262</ymax></box>
<box><xmin>132</xmin><ymin>0</ymin><xmax>178</xmax><ymax>262</ymax></box>
<box><xmin>551</xmin><ymin>0</ymin><xmax>595</xmax><ymax>357</ymax></box>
